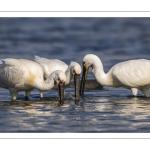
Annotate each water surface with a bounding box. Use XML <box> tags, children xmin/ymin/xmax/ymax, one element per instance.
<box><xmin>0</xmin><ymin>18</ymin><xmax>150</xmax><ymax>132</ymax></box>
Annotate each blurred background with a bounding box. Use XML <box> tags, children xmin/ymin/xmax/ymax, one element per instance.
<box><xmin>0</xmin><ymin>18</ymin><xmax>150</xmax><ymax>78</ymax></box>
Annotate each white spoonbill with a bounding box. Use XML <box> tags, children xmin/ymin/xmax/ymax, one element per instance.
<box><xmin>34</xmin><ymin>56</ymin><xmax>81</xmax><ymax>100</ymax></box>
<box><xmin>80</xmin><ymin>54</ymin><xmax>150</xmax><ymax>97</ymax></box>
<box><xmin>0</xmin><ymin>58</ymin><xmax>66</xmax><ymax>102</ymax></box>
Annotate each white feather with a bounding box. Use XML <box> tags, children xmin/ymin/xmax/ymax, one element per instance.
<box><xmin>0</xmin><ymin>58</ymin><xmax>66</xmax><ymax>100</ymax></box>
<box><xmin>34</xmin><ymin>56</ymin><xmax>68</xmax><ymax>76</ymax></box>
<box><xmin>34</xmin><ymin>55</ymin><xmax>81</xmax><ymax>85</ymax></box>
<box><xmin>83</xmin><ymin>54</ymin><xmax>150</xmax><ymax>97</ymax></box>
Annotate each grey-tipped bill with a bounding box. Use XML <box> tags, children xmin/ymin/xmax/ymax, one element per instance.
<box><xmin>80</xmin><ymin>65</ymin><xmax>89</xmax><ymax>97</ymax></box>
<box><xmin>58</xmin><ymin>81</ymin><xmax>65</xmax><ymax>105</ymax></box>
<box><xmin>74</xmin><ymin>74</ymin><xmax>80</xmax><ymax>101</ymax></box>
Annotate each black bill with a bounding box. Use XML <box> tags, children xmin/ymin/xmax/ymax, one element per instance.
<box><xmin>74</xmin><ymin>74</ymin><xmax>80</xmax><ymax>101</ymax></box>
<box><xmin>58</xmin><ymin>81</ymin><xmax>65</xmax><ymax>105</ymax></box>
<box><xmin>80</xmin><ymin>65</ymin><xmax>89</xmax><ymax>97</ymax></box>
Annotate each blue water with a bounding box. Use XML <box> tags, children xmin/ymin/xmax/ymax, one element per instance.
<box><xmin>0</xmin><ymin>18</ymin><xmax>150</xmax><ymax>132</ymax></box>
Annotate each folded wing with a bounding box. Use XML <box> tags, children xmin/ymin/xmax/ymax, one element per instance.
<box><xmin>112</xmin><ymin>59</ymin><xmax>150</xmax><ymax>88</ymax></box>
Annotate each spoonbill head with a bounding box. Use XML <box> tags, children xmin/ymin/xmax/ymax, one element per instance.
<box><xmin>50</xmin><ymin>70</ymin><xmax>66</xmax><ymax>105</ymax></box>
<box><xmin>69</xmin><ymin>61</ymin><xmax>82</xmax><ymax>76</ymax></box>
<box><xmin>80</xmin><ymin>54</ymin><xmax>103</xmax><ymax>97</ymax></box>
<box><xmin>69</xmin><ymin>61</ymin><xmax>81</xmax><ymax>101</ymax></box>
<box><xmin>52</xmin><ymin>70</ymin><xmax>66</xmax><ymax>85</ymax></box>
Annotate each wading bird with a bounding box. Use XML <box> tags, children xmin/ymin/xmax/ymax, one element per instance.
<box><xmin>80</xmin><ymin>54</ymin><xmax>150</xmax><ymax>97</ymax></box>
<box><xmin>0</xmin><ymin>58</ymin><xmax>66</xmax><ymax>104</ymax></box>
<box><xmin>34</xmin><ymin>56</ymin><xmax>81</xmax><ymax>100</ymax></box>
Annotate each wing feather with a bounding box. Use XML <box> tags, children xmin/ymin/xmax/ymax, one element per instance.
<box><xmin>34</xmin><ymin>56</ymin><xmax>68</xmax><ymax>77</ymax></box>
<box><xmin>111</xmin><ymin>59</ymin><xmax>150</xmax><ymax>88</ymax></box>
<box><xmin>0</xmin><ymin>59</ymin><xmax>28</xmax><ymax>88</ymax></box>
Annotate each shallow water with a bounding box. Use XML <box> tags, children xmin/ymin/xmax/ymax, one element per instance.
<box><xmin>0</xmin><ymin>18</ymin><xmax>150</xmax><ymax>132</ymax></box>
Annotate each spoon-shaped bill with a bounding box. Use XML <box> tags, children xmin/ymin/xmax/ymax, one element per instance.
<box><xmin>80</xmin><ymin>65</ymin><xmax>89</xmax><ymax>97</ymax></box>
<box><xmin>74</xmin><ymin>74</ymin><xmax>80</xmax><ymax>100</ymax></box>
<box><xmin>58</xmin><ymin>81</ymin><xmax>65</xmax><ymax>105</ymax></box>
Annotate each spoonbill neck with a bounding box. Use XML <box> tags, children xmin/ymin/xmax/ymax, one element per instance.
<box><xmin>92</xmin><ymin>62</ymin><xmax>113</xmax><ymax>87</ymax></box>
<box><xmin>33</xmin><ymin>74</ymin><xmax>55</xmax><ymax>91</ymax></box>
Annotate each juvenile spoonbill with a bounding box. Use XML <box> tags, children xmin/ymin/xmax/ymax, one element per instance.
<box><xmin>0</xmin><ymin>58</ymin><xmax>66</xmax><ymax>102</ymax></box>
<box><xmin>34</xmin><ymin>56</ymin><xmax>81</xmax><ymax>100</ymax></box>
<box><xmin>80</xmin><ymin>54</ymin><xmax>150</xmax><ymax>97</ymax></box>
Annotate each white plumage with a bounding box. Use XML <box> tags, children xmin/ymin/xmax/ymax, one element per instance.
<box><xmin>34</xmin><ymin>56</ymin><xmax>82</xmax><ymax>100</ymax></box>
<box><xmin>0</xmin><ymin>58</ymin><xmax>66</xmax><ymax>100</ymax></box>
<box><xmin>81</xmin><ymin>54</ymin><xmax>150</xmax><ymax>97</ymax></box>
<box><xmin>34</xmin><ymin>56</ymin><xmax>81</xmax><ymax>85</ymax></box>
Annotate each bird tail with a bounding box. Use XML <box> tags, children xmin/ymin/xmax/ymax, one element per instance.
<box><xmin>34</xmin><ymin>55</ymin><xmax>40</xmax><ymax>59</ymax></box>
<box><xmin>34</xmin><ymin>55</ymin><xmax>42</xmax><ymax>63</ymax></box>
